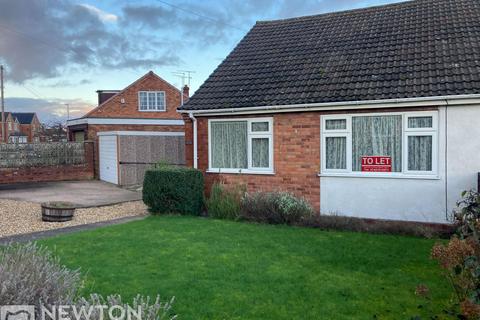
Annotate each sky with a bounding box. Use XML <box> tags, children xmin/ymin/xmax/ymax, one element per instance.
<box><xmin>0</xmin><ymin>0</ymin><xmax>404</xmax><ymax>123</ymax></box>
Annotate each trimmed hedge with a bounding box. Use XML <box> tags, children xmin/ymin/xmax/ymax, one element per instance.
<box><xmin>143</xmin><ymin>166</ymin><xmax>204</xmax><ymax>215</ymax></box>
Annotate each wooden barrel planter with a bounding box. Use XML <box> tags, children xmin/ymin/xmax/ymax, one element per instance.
<box><xmin>41</xmin><ymin>202</ymin><xmax>76</xmax><ymax>222</ymax></box>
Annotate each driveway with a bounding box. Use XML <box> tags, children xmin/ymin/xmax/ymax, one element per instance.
<box><xmin>0</xmin><ymin>180</ymin><xmax>142</xmax><ymax>207</ymax></box>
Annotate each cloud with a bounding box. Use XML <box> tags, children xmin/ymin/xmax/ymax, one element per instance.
<box><xmin>121</xmin><ymin>3</ymin><xmax>234</xmax><ymax>47</ymax></box>
<box><xmin>5</xmin><ymin>97</ymin><xmax>94</xmax><ymax>123</ymax></box>
<box><xmin>0</xmin><ymin>0</ymin><xmax>180</xmax><ymax>83</ymax></box>
<box><xmin>39</xmin><ymin>79</ymin><xmax>93</xmax><ymax>88</ymax></box>
<box><xmin>78</xmin><ymin>4</ymin><xmax>118</xmax><ymax>22</ymax></box>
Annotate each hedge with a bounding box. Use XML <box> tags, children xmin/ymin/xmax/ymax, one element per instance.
<box><xmin>143</xmin><ymin>166</ymin><xmax>204</xmax><ymax>215</ymax></box>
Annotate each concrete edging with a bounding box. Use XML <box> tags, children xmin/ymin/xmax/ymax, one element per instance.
<box><xmin>0</xmin><ymin>215</ymin><xmax>147</xmax><ymax>244</ymax></box>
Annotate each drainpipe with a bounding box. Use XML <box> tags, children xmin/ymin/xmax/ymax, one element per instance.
<box><xmin>188</xmin><ymin>112</ymin><xmax>198</xmax><ymax>169</ymax></box>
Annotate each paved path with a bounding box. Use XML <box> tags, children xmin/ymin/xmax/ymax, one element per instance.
<box><xmin>0</xmin><ymin>215</ymin><xmax>146</xmax><ymax>244</ymax></box>
<box><xmin>0</xmin><ymin>180</ymin><xmax>142</xmax><ymax>207</ymax></box>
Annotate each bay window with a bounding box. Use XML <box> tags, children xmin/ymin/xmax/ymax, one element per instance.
<box><xmin>209</xmin><ymin>118</ymin><xmax>273</xmax><ymax>173</ymax></box>
<box><xmin>321</xmin><ymin>111</ymin><xmax>438</xmax><ymax>177</ymax></box>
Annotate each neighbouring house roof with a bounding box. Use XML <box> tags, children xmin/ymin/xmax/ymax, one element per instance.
<box><xmin>180</xmin><ymin>0</ymin><xmax>480</xmax><ymax>112</ymax></box>
<box><xmin>11</xmin><ymin>112</ymin><xmax>36</xmax><ymax>124</ymax></box>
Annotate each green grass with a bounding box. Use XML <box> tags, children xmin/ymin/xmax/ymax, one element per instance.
<box><xmin>39</xmin><ymin>216</ymin><xmax>451</xmax><ymax>319</ymax></box>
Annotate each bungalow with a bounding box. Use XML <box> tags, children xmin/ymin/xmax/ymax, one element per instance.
<box><xmin>179</xmin><ymin>0</ymin><xmax>480</xmax><ymax>224</ymax></box>
<box><xmin>66</xmin><ymin>71</ymin><xmax>187</xmax><ymax>186</ymax></box>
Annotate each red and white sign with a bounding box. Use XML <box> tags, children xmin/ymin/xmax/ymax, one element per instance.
<box><xmin>361</xmin><ymin>156</ymin><xmax>392</xmax><ymax>172</ymax></box>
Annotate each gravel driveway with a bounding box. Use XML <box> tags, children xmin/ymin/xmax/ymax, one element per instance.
<box><xmin>0</xmin><ymin>200</ymin><xmax>148</xmax><ymax>238</ymax></box>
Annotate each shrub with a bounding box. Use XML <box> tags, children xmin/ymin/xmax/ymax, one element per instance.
<box><xmin>0</xmin><ymin>242</ymin><xmax>82</xmax><ymax>313</ymax></box>
<box><xmin>302</xmin><ymin>214</ymin><xmax>452</xmax><ymax>238</ymax></box>
<box><xmin>143</xmin><ymin>166</ymin><xmax>204</xmax><ymax>215</ymax></box>
<box><xmin>206</xmin><ymin>182</ymin><xmax>245</xmax><ymax>220</ymax></box>
<box><xmin>240</xmin><ymin>191</ymin><xmax>314</xmax><ymax>224</ymax></box>
<box><xmin>75</xmin><ymin>294</ymin><xmax>176</xmax><ymax>320</ymax></box>
<box><xmin>429</xmin><ymin>190</ymin><xmax>480</xmax><ymax>319</ymax></box>
<box><xmin>0</xmin><ymin>243</ymin><xmax>177</xmax><ymax>319</ymax></box>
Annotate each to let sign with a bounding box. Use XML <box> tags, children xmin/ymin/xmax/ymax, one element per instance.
<box><xmin>361</xmin><ymin>156</ymin><xmax>392</xmax><ymax>172</ymax></box>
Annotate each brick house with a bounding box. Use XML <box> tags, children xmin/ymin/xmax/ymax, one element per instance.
<box><xmin>11</xmin><ymin>113</ymin><xmax>41</xmax><ymax>143</ymax></box>
<box><xmin>0</xmin><ymin>112</ymin><xmax>40</xmax><ymax>143</ymax></box>
<box><xmin>179</xmin><ymin>0</ymin><xmax>480</xmax><ymax>224</ymax></box>
<box><xmin>67</xmin><ymin>71</ymin><xmax>187</xmax><ymax>185</ymax></box>
<box><xmin>0</xmin><ymin>112</ymin><xmax>18</xmax><ymax>142</ymax></box>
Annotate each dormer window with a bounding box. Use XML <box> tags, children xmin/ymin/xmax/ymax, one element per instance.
<box><xmin>138</xmin><ymin>91</ymin><xmax>166</xmax><ymax>111</ymax></box>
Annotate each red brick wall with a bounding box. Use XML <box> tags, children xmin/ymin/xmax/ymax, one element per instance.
<box><xmin>86</xmin><ymin>72</ymin><xmax>184</xmax><ymax>120</ymax></box>
<box><xmin>87</xmin><ymin>124</ymin><xmax>184</xmax><ymax>177</ymax></box>
<box><xmin>0</xmin><ymin>142</ymin><xmax>94</xmax><ymax>184</ymax></box>
<box><xmin>185</xmin><ymin>107</ymin><xmax>439</xmax><ymax>213</ymax></box>
<box><xmin>188</xmin><ymin>113</ymin><xmax>321</xmax><ymax>212</ymax></box>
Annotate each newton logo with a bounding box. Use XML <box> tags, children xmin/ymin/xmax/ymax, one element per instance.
<box><xmin>1</xmin><ymin>306</ymin><xmax>35</xmax><ymax>320</ymax></box>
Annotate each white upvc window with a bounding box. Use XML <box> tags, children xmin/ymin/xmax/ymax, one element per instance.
<box><xmin>321</xmin><ymin>111</ymin><xmax>438</xmax><ymax>178</ymax></box>
<box><xmin>208</xmin><ymin>118</ymin><xmax>274</xmax><ymax>174</ymax></box>
<box><xmin>138</xmin><ymin>91</ymin><xmax>166</xmax><ymax>111</ymax></box>
<box><xmin>404</xmin><ymin>112</ymin><xmax>438</xmax><ymax>175</ymax></box>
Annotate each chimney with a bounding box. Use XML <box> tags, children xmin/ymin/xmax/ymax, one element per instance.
<box><xmin>182</xmin><ymin>85</ymin><xmax>190</xmax><ymax>104</ymax></box>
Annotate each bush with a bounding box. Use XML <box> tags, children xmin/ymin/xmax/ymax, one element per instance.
<box><xmin>0</xmin><ymin>243</ymin><xmax>177</xmax><ymax>319</ymax></box>
<box><xmin>206</xmin><ymin>182</ymin><xmax>245</xmax><ymax>220</ymax></box>
<box><xmin>302</xmin><ymin>214</ymin><xmax>452</xmax><ymax>238</ymax></box>
<box><xmin>143</xmin><ymin>166</ymin><xmax>204</xmax><ymax>215</ymax></box>
<box><xmin>0</xmin><ymin>242</ymin><xmax>82</xmax><ymax>313</ymax></box>
<box><xmin>240</xmin><ymin>191</ymin><xmax>314</xmax><ymax>224</ymax></box>
<box><xmin>429</xmin><ymin>190</ymin><xmax>480</xmax><ymax>319</ymax></box>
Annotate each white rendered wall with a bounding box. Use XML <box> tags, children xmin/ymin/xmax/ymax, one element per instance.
<box><xmin>446</xmin><ymin>105</ymin><xmax>480</xmax><ymax>215</ymax></box>
<box><xmin>320</xmin><ymin>105</ymin><xmax>480</xmax><ymax>224</ymax></box>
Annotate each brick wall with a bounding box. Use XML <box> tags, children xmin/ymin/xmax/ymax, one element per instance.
<box><xmin>185</xmin><ymin>107</ymin><xmax>439</xmax><ymax>213</ymax></box>
<box><xmin>0</xmin><ymin>142</ymin><xmax>94</xmax><ymax>184</ymax></box>
<box><xmin>186</xmin><ymin>112</ymin><xmax>322</xmax><ymax>212</ymax></box>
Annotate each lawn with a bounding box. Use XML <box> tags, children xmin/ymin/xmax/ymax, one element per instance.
<box><xmin>40</xmin><ymin>216</ymin><xmax>451</xmax><ymax>320</ymax></box>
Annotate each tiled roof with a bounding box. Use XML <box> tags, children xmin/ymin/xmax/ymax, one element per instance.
<box><xmin>180</xmin><ymin>0</ymin><xmax>480</xmax><ymax>111</ymax></box>
<box><xmin>11</xmin><ymin>113</ymin><xmax>35</xmax><ymax>124</ymax></box>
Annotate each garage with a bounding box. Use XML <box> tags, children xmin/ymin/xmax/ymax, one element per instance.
<box><xmin>98</xmin><ymin>131</ymin><xmax>185</xmax><ymax>186</ymax></box>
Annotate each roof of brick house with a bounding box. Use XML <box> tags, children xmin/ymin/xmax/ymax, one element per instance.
<box><xmin>11</xmin><ymin>112</ymin><xmax>36</xmax><ymax>124</ymax></box>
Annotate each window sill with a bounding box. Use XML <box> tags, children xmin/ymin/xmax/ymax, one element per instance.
<box><xmin>206</xmin><ymin>169</ymin><xmax>275</xmax><ymax>175</ymax></box>
<box><xmin>318</xmin><ymin>172</ymin><xmax>440</xmax><ymax>180</ymax></box>
<box><xmin>138</xmin><ymin>110</ymin><xmax>166</xmax><ymax>112</ymax></box>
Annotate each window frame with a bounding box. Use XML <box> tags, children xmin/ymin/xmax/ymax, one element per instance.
<box><xmin>403</xmin><ymin>111</ymin><xmax>438</xmax><ymax>175</ymax></box>
<box><xmin>208</xmin><ymin>117</ymin><xmax>274</xmax><ymax>174</ymax></box>
<box><xmin>321</xmin><ymin>115</ymin><xmax>352</xmax><ymax>173</ymax></box>
<box><xmin>320</xmin><ymin>111</ymin><xmax>438</xmax><ymax>178</ymax></box>
<box><xmin>138</xmin><ymin>91</ymin><xmax>166</xmax><ymax>112</ymax></box>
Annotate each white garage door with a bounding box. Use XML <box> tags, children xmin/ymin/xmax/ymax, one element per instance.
<box><xmin>99</xmin><ymin>135</ymin><xmax>118</xmax><ymax>184</ymax></box>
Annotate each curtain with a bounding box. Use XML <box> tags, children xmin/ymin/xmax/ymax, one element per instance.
<box><xmin>148</xmin><ymin>92</ymin><xmax>156</xmax><ymax>110</ymax></box>
<box><xmin>408</xmin><ymin>116</ymin><xmax>432</xmax><ymax>128</ymax></box>
<box><xmin>252</xmin><ymin>138</ymin><xmax>269</xmax><ymax>168</ymax></box>
<box><xmin>139</xmin><ymin>92</ymin><xmax>148</xmax><ymax>110</ymax></box>
<box><xmin>408</xmin><ymin>136</ymin><xmax>432</xmax><ymax>171</ymax></box>
<box><xmin>325</xmin><ymin>136</ymin><xmax>346</xmax><ymax>169</ymax></box>
<box><xmin>326</xmin><ymin>119</ymin><xmax>346</xmax><ymax>130</ymax></box>
<box><xmin>352</xmin><ymin>115</ymin><xmax>402</xmax><ymax>172</ymax></box>
<box><xmin>156</xmin><ymin>92</ymin><xmax>165</xmax><ymax>110</ymax></box>
<box><xmin>211</xmin><ymin>121</ymin><xmax>248</xmax><ymax>169</ymax></box>
<box><xmin>252</xmin><ymin>122</ymin><xmax>269</xmax><ymax>132</ymax></box>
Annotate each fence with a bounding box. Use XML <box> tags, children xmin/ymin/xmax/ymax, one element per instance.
<box><xmin>0</xmin><ymin>142</ymin><xmax>86</xmax><ymax>168</ymax></box>
<box><xmin>0</xmin><ymin>142</ymin><xmax>94</xmax><ymax>184</ymax></box>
